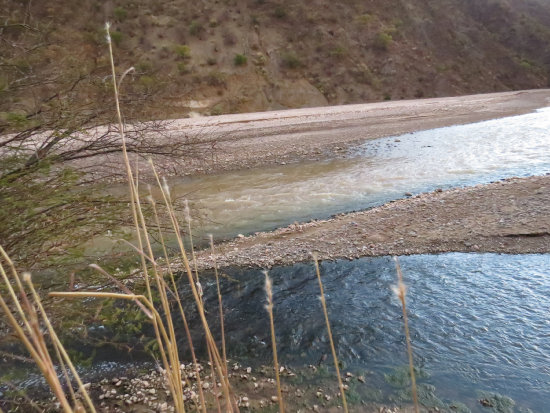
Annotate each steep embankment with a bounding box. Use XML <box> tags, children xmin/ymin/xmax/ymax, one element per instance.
<box><xmin>2</xmin><ymin>0</ymin><xmax>550</xmax><ymax>119</ymax></box>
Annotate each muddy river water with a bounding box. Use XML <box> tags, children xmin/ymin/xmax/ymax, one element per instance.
<box><xmin>168</xmin><ymin>107</ymin><xmax>550</xmax><ymax>241</ymax></box>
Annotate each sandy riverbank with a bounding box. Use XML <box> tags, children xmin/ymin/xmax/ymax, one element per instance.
<box><xmin>88</xmin><ymin>89</ymin><xmax>550</xmax><ymax>178</ymax></box>
<box><xmin>190</xmin><ymin>175</ymin><xmax>550</xmax><ymax>270</ymax></box>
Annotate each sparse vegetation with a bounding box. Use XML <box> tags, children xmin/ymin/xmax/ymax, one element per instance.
<box><xmin>204</xmin><ymin>70</ymin><xmax>227</xmax><ymax>87</ymax></box>
<box><xmin>329</xmin><ymin>45</ymin><xmax>347</xmax><ymax>58</ymax></box>
<box><xmin>189</xmin><ymin>20</ymin><xmax>204</xmax><ymax>37</ymax></box>
<box><xmin>177</xmin><ymin>61</ymin><xmax>190</xmax><ymax>74</ymax></box>
<box><xmin>2</xmin><ymin>0</ymin><xmax>549</xmax><ymax>118</ymax></box>
<box><xmin>110</xmin><ymin>30</ymin><xmax>123</xmax><ymax>46</ymax></box>
<box><xmin>356</xmin><ymin>13</ymin><xmax>373</xmax><ymax>24</ymax></box>
<box><xmin>274</xmin><ymin>6</ymin><xmax>287</xmax><ymax>19</ymax></box>
<box><xmin>113</xmin><ymin>6</ymin><xmax>128</xmax><ymax>21</ymax></box>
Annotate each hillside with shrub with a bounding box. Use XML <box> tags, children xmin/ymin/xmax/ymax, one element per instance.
<box><xmin>2</xmin><ymin>0</ymin><xmax>550</xmax><ymax>121</ymax></box>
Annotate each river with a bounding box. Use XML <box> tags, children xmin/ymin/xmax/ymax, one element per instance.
<box><xmin>168</xmin><ymin>107</ymin><xmax>550</xmax><ymax>242</ymax></box>
<box><xmin>3</xmin><ymin>105</ymin><xmax>550</xmax><ymax>412</ymax></box>
<box><xmin>182</xmin><ymin>253</ymin><xmax>550</xmax><ymax>412</ymax></box>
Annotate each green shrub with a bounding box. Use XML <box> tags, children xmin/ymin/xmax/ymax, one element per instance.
<box><xmin>329</xmin><ymin>46</ymin><xmax>347</xmax><ymax>58</ymax></box>
<box><xmin>210</xmin><ymin>105</ymin><xmax>223</xmax><ymax>116</ymax></box>
<box><xmin>189</xmin><ymin>20</ymin><xmax>204</xmax><ymax>36</ymax></box>
<box><xmin>374</xmin><ymin>32</ymin><xmax>392</xmax><ymax>50</ymax></box>
<box><xmin>3</xmin><ymin>112</ymin><xmax>28</xmax><ymax>128</ymax></box>
<box><xmin>352</xmin><ymin>64</ymin><xmax>374</xmax><ymax>85</ymax></box>
<box><xmin>234</xmin><ymin>54</ymin><xmax>248</xmax><ymax>66</ymax></box>
<box><xmin>110</xmin><ymin>31</ymin><xmax>123</xmax><ymax>46</ymax></box>
<box><xmin>135</xmin><ymin>61</ymin><xmax>153</xmax><ymax>73</ymax></box>
<box><xmin>113</xmin><ymin>7</ymin><xmax>127</xmax><ymax>21</ymax></box>
<box><xmin>274</xmin><ymin>6</ymin><xmax>287</xmax><ymax>19</ymax></box>
<box><xmin>174</xmin><ymin>44</ymin><xmax>191</xmax><ymax>59</ymax></box>
<box><xmin>520</xmin><ymin>59</ymin><xmax>534</xmax><ymax>69</ymax></box>
<box><xmin>356</xmin><ymin>13</ymin><xmax>373</xmax><ymax>24</ymax></box>
<box><xmin>281</xmin><ymin>51</ymin><xmax>301</xmax><ymax>69</ymax></box>
<box><xmin>177</xmin><ymin>62</ymin><xmax>190</xmax><ymax>74</ymax></box>
<box><xmin>138</xmin><ymin>75</ymin><xmax>156</xmax><ymax>91</ymax></box>
<box><xmin>204</xmin><ymin>71</ymin><xmax>227</xmax><ymax>87</ymax></box>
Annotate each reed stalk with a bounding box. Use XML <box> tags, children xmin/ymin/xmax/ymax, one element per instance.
<box><xmin>106</xmin><ymin>23</ymin><xmax>186</xmax><ymax>412</ymax></box>
<box><xmin>24</xmin><ymin>274</ymin><xmax>96</xmax><ymax>413</ymax></box>
<box><xmin>393</xmin><ymin>257</ymin><xmax>420</xmax><ymax>413</ymax></box>
<box><xmin>0</xmin><ymin>245</ymin><xmax>95</xmax><ymax>412</ymax></box>
<box><xmin>147</xmin><ymin>192</ymin><xmax>207</xmax><ymax>412</ymax></box>
<box><xmin>264</xmin><ymin>271</ymin><xmax>284</xmax><ymax>413</ymax></box>
<box><xmin>313</xmin><ymin>254</ymin><xmax>348</xmax><ymax>413</ymax></box>
<box><xmin>209</xmin><ymin>234</ymin><xmax>228</xmax><ymax>377</ymax></box>
<box><xmin>149</xmin><ymin>162</ymin><xmax>237</xmax><ymax>412</ymax></box>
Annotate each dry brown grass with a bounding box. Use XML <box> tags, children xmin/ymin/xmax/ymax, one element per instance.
<box><xmin>44</xmin><ymin>22</ymin><xmax>238</xmax><ymax>413</ymax></box>
<box><xmin>0</xmin><ymin>246</ymin><xmax>95</xmax><ymax>413</ymax></box>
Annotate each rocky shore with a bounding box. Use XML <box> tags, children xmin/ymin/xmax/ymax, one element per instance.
<box><xmin>7</xmin><ymin>361</ymin><xmax>414</xmax><ymax>413</ymax></box>
<box><xmin>83</xmin><ymin>90</ymin><xmax>550</xmax><ymax>179</ymax></box>
<box><xmin>190</xmin><ymin>175</ymin><xmax>550</xmax><ymax>271</ymax></box>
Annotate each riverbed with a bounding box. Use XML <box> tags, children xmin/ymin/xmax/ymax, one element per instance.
<box><xmin>166</xmin><ymin>105</ymin><xmax>550</xmax><ymax>243</ymax></box>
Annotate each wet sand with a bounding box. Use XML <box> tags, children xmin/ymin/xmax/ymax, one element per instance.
<box><xmin>190</xmin><ymin>175</ymin><xmax>550</xmax><ymax>270</ymax></box>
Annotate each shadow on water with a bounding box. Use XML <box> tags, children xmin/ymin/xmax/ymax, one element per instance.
<box><xmin>179</xmin><ymin>253</ymin><xmax>550</xmax><ymax>412</ymax></box>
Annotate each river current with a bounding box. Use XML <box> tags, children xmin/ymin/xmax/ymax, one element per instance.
<box><xmin>185</xmin><ymin>253</ymin><xmax>550</xmax><ymax>412</ymax></box>
<box><xmin>169</xmin><ymin>107</ymin><xmax>550</xmax><ymax>241</ymax></box>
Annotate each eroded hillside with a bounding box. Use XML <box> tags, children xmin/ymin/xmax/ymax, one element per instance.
<box><xmin>2</xmin><ymin>0</ymin><xmax>550</xmax><ymax>120</ymax></box>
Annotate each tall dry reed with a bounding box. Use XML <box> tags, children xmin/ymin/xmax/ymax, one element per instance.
<box><xmin>0</xmin><ymin>246</ymin><xmax>95</xmax><ymax>413</ymax></box>
<box><xmin>393</xmin><ymin>256</ymin><xmax>420</xmax><ymax>413</ymax></box>
<box><xmin>264</xmin><ymin>271</ymin><xmax>284</xmax><ymax>413</ymax></box>
<box><xmin>46</xmin><ymin>22</ymin><xmax>238</xmax><ymax>413</ymax></box>
<box><xmin>313</xmin><ymin>254</ymin><xmax>348</xmax><ymax>413</ymax></box>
